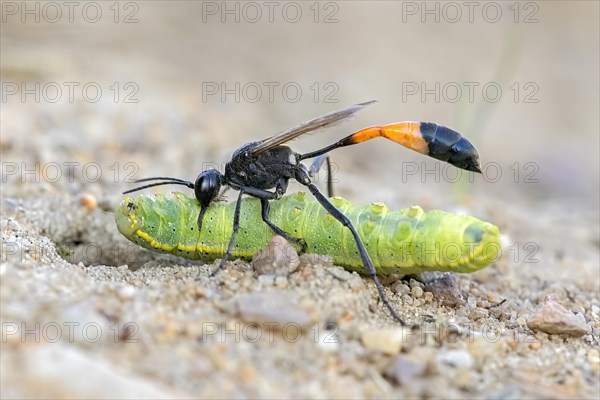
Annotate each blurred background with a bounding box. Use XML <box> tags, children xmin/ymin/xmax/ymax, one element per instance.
<box><xmin>2</xmin><ymin>1</ymin><xmax>598</xmax><ymax>211</ymax></box>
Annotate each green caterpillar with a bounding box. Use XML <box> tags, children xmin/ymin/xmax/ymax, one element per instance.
<box><xmin>115</xmin><ymin>192</ymin><xmax>500</xmax><ymax>275</ymax></box>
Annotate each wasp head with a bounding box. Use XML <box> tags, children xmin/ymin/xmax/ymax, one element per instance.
<box><xmin>194</xmin><ymin>169</ymin><xmax>223</xmax><ymax>209</ymax></box>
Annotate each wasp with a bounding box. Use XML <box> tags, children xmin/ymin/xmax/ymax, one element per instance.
<box><xmin>124</xmin><ymin>101</ymin><xmax>481</xmax><ymax>324</ymax></box>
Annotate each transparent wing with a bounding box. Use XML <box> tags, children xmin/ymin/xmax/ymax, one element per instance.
<box><xmin>249</xmin><ymin>100</ymin><xmax>376</xmax><ymax>156</ymax></box>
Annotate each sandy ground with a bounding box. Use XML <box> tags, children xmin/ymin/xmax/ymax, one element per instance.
<box><xmin>1</xmin><ymin>2</ymin><xmax>599</xmax><ymax>399</ymax></box>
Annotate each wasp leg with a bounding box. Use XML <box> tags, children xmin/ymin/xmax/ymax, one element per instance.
<box><xmin>308</xmin><ymin>154</ymin><xmax>334</xmax><ymax>197</ymax></box>
<box><xmin>294</xmin><ymin>166</ymin><xmax>406</xmax><ymax>325</ymax></box>
<box><xmin>209</xmin><ymin>184</ymin><xmax>298</xmax><ymax>277</ymax></box>
<box><xmin>229</xmin><ymin>180</ymin><xmax>308</xmax><ymax>251</ymax></box>
<box><xmin>260</xmin><ymin>199</ymin><xmax>307</xmax><ymax>252</ymax></box>
<box><xmin>238</xmin><ymin>185</ymin><xmax>282</xmax><ymax>200</ymax></box>
<box><xmin>209</xmin><ymin>189</ymin><xmax>245</xmax><ymax>278</ymax></box>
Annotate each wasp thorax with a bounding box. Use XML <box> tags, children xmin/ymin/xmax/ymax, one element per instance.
<box><xmin>194</xmin><ymin>169</ymin><xmax>223</xmax><ymax>207</ymax></box>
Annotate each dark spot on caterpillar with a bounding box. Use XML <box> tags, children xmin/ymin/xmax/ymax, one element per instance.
<box><xmin>464</xmin><ymin>222</ymin><xmax>484</xmax><ymax>244</ymax></box>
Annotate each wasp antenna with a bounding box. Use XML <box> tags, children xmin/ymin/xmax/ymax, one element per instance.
<box><xmin>123</xmin><ymin>180</ymin><xmax>194</xmax><ymax>195</ymax></box>
<box><xmin>132</xmin><ymin>176</ymin><xmax>191</xmax><ymax>184</ymax></box>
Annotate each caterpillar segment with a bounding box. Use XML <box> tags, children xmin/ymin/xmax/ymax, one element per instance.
<box><xmin>116</xmin><ymin>192</ymin><xmax>500</xmax><ymax>275</ymax></box>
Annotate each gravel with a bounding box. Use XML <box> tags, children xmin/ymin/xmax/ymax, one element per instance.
<box><xmin>2</xmin><ymin>5</ymin><xmax>598</xmax><ymax>398</ymax></box>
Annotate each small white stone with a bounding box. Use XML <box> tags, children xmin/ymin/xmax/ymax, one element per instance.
<box><xmin>360</xmin><ymin>328</ymin><xmax>409</xmax><ymax>355</ymax></box>
<box><xmin>437</xmin><ymin>349</ymin><xmax>473</xmax><ymax>369</ymax></box>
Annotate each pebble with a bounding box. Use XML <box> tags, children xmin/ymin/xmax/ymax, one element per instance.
<box><xmin>423</xmin><ymin>274</ymin><xmax>465</xmax><ymax>306</ymax></box>
<box><xmin>393</xmin><ymin>283</ymin><xmax>410</xmax><ymax>295</ymax></box>
<box><xmin>408</xmin><ymin>279</ymin><xmax>423</xmax><ymax>289</ymax></box>
<box><xmin>384</xmin><ymin>354</ymin><xmax>427</xmax><ymax>385</ymax></box>
<box><xmin>360</xmin><ymin>328</ymin><xmax>408</xmax><ymax>355</ymax></box>
<box><xmin>423</xmin><ymin>292</ymin><xmax>434</xmax><ymax>303</ymax></box>
<box><xmin>588</xmin><ymin>349</ymin><xmax>600</xmax><ymax>373</ymax></box>
<box><xmin>79</xmin><ymin>193</ymin><xmax>97</xmax><ymax>210</ymax></box>
<box><xmin>526</xmin><ymin>293</ymin><xmax>590</xmax><ymax>337</ymax></box>
<box><xmin>411</xmin><ymin>286</ymin><xmax>423</xmax><ymax>298</ymax></box>
<box><xmin>251</xmin><ymin>236</ymin><xmax>300</xmax><ymax>276</ymax></box>
<box><xmin>235</xmin><ymin>291</ymin><xmax>315</xmax><ymax>327</ymax></box>
<box><xmin>436</xmin><ymin>349</ymin><xmax>474</xmax><ymax>369</ymax></box>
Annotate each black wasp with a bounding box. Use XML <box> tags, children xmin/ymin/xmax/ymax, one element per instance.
<box><xmin>124</xmin><ymin>101</ymin><xmax>481</xmax><ymax>324</ymax></box>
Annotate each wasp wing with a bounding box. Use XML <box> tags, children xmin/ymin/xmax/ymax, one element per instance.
<box><xmin>249</xmin><ymin>100</ymin><xmax>376</xmax><ymax>156</ymax></box>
